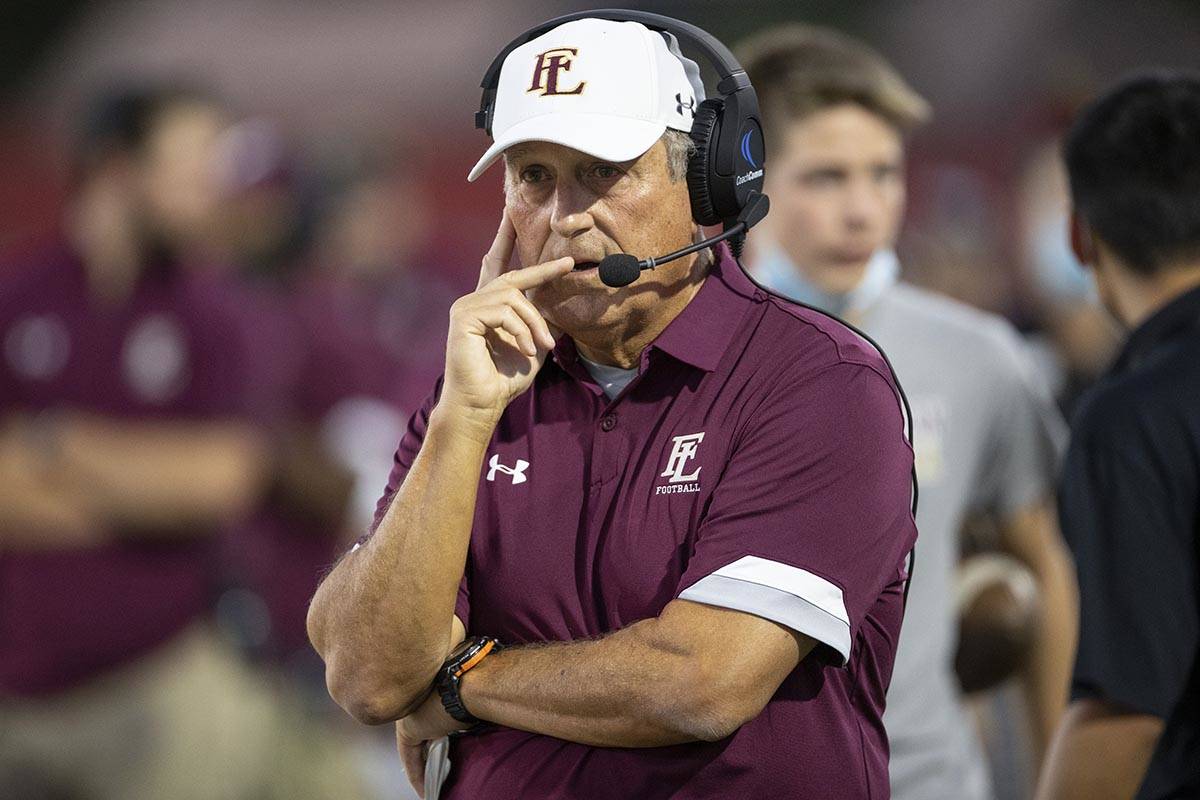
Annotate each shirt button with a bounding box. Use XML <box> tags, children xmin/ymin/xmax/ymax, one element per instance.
<box><xmin>600</xmin><ymin>414</ymin><xmax>617</xmax><ymax>432</ymax></box>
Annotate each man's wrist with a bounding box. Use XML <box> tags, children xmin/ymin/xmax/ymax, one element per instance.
<box><xmin>428</xmin><ymin>401</ymin><xmax>502</xmax><ymax>447</ymax></box>
<box><xmin>436</xmin><ymin>636</ymin><xmax>502</xmax><ymax>727</ymax></box>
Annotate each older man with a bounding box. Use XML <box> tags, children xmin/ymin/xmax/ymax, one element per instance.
<box><xmin>308</xmin><ymin>15</ymin><xmax>916</xmax><ymax>799</ymax></box>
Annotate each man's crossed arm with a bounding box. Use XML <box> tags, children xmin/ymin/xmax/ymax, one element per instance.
<box><xmin>400</xmin><ymin>602</ymin><xmax>815</xmax><ymax>750</ymax></box>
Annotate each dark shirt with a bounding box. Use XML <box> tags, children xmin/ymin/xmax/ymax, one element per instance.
<box><xmin>1059</xmin><ymin>284</ymin><xmax>1200</xmax><ymax>800</ymax></box>
<box><xmin>0</xmin><ymin>243</ymin><xmax>272</xmax><ymax>695</ymax></box>
<box><xmin>372</xmin><ymin>245</ymin><xmax>917</xmax><ymax>799</ymax></box>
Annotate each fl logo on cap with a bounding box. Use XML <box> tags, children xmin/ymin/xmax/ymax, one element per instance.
<box><xmin>528</xmin><ymin>48</ymin><xmax>586</xmax><ymax>96</ymax></box>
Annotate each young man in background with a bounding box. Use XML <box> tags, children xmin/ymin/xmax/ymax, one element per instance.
<box><xmin>739</xmin><ymin>25</ymin><xmax>1077</xmax><ymax>800</ymax></box>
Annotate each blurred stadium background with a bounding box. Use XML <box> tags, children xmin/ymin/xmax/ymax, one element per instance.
<box><xmin>1</xmin><ymin>2</ymin><xmax>1197</xmax><ymax>799</ymax></box>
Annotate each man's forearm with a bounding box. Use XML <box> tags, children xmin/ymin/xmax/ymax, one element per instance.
<box><xmin>1026</xmin><ymin>535</ymin><xmax>1079</xmax><ymax>759</ymax></box>
<box><xmin>1003</xmin><ymin>503</ymin><xmax>1079</xmax><ymax>759</ymax></box>
<box><xmin>1036</xmin><ymin>700</ymin><xmax>1162</xmax><ymax>800</ymax></box>
<box><xmin>308</xmin><ymin>404</ymin><xmax>494</xmax><ymax>723</ymax></box>
<box><xmin>457</xmin><ymin>602</ymin><xmax>807</xmax><ymax>748</ymax></box>
<box><xmin>459</xmin><ymin>621</ymin><xmax>712</xmax><ymax>747</ymax></box>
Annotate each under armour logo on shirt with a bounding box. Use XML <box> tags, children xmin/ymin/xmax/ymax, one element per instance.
<box><xmin>487</xmin><ymin>453</ymin><xmax>529</xmax><ymax>484</ymax></box>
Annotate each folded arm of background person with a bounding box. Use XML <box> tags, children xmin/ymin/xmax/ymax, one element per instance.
<box><xmin>0</xmin><ymin>412</ymin><xmax>268</xmax><ymax>544</ymax></box>
<box><xmin>998</xmin><ymin>499</ymin><xmax>1079</xmax><ymax>760</ymax></box>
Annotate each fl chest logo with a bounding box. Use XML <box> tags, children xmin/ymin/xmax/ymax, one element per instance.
<box><xmin>656</xmin><ymin>432</ymin><xmax>705</xmax><ymax>495</ymax></box>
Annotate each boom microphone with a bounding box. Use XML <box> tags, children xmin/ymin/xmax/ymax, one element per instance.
<box><xmin>597</xmin><ymin>192</ymin><xmax>770</xmax><ymax>288</ymax></box>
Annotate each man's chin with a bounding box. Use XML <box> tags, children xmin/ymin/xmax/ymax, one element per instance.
<box><xmin>810</xmin><ymin>261</ymin><xmax>872</xmax><ymax>295</ymax></box>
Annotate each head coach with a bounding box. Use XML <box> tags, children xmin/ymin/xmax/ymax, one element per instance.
<box><xmin>1036</xmin><ymin>72</ymin><xmax>1200</xmax><ymax>800</ymax></box>
<box><xmin>307</xmin><ymin>10</ymin><xmax>917</xmax><ymax>799</ymax></box>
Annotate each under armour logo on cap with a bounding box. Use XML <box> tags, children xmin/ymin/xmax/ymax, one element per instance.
<box><xmin>487</xmin><ymin>453</ymin><xmax>529</xmax><ymax>484</ymax></box>
<box><xmin>675</xmin><ymin>93</ymin><xmax>695</xmax><ymax>117</ymax></box>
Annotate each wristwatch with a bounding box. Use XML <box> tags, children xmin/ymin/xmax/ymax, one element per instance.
<box><xmin>436</xmin><ymin>636</ymin><xmax>501</xmax><ymax>726</ymax></box>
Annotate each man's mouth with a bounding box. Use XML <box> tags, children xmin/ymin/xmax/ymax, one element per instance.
<box><xmin>572</xmin><ymin>261</ymin><xmax>600</xmax><ymax>272</ymax></box>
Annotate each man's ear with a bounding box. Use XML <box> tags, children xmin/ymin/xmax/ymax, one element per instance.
<box><xmin>1069</xmin><ymin>211</ymin><xmax>1096</xmax><ymax>268</ymax></box>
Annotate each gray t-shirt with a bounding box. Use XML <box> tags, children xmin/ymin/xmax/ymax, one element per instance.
<box><xmin>860</xmin><ymin>282</ymin><xmax>1066</xmax><ymax>800</ymax></box>
<box><xmin>579</xmin><ymin>354</ymin><xmax>638</xmax><ymax>400</ymax></box>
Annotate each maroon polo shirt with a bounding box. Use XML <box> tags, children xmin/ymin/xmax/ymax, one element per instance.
<box><xmin>0</xmin><ymin>242</ymin><xmax>274</xmax><ymax>695</ymax></box>
<box><xmin>372</xmin><ymin>244</ymin><xmax>917</xmax><ymax>798</ymax></box>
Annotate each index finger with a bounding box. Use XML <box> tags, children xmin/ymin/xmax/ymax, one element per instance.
<box><xmin>478</xmin><ymin>208</ymin><xmax>517</xmax><ymax>289</ymax></box>
<box><xmin>492</xmin><ymin>256</ymin><xmax>575</xmax><ymax>291</ymax></box>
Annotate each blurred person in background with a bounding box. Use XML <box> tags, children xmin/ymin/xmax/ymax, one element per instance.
<box><xmin>1038</xmin><ymin>71</ymin><xmax>1200</xmax><ymax>800</ymax></box>
<box><xmin>739</xmin><ymin>25</ymin><xmax>1078</xmax><ymax>800</ymax></box>
<box><xmin>0</xmin><ymin>84</ymin><xmax>283</xmax><ymax>799</ymax></box>
<box><xmin>211</xmin><ymin>132</ymin><xmax>457</xmax><ymax>800</ymax></box>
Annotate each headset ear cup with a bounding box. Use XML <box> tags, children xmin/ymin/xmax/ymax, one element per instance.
<box><xmin>687</xmin><ymin>99</ymin><xmax>724</xmax><ymax>227</ymax></box>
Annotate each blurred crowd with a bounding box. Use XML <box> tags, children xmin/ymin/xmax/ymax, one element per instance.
<box><xmin>0</xmin><ymin>3</ymin><xmax>1185</xmax><ymax>800</ymax></box>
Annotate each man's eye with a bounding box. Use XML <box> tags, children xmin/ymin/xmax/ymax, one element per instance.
<box><xmin>873</xmin><ymin>165</ymin><xmax>901</xmax><ymax>182</ymax></box>
<box><xmin>796</xmin><ymin>170</ymin><xmax>844</xmax><ymax>187</ymax></box>
<box><xmin>521</xmin><ymin>167</ymin><xmax>549</xmax><ymax>183</ymax></box>
<box><xmin>590</xmin><ymin>164</ymin><xmax>622</xmax><ymax>180</ymax></box>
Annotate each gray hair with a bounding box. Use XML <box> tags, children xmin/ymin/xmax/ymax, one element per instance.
<box><xmin>662</xmin><ymin>128</ymin><xmax>696</xmax><ymax>182</ymax></box>
<box><xmin>502</xmin><ymin>130</ymin><xmax>695</xmax><ymax>191</ymax></box>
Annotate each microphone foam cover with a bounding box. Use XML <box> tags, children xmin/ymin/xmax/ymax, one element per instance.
<box><xmin>598</xmin><ymin>253</ymin><xmax>642</xmax><ymax>288</ymax></box>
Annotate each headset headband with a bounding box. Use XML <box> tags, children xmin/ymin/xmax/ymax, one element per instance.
<box><xmin>475</xmin><ymin>8</ymin><xmax>752</xmax><ymax>133</ymax></box>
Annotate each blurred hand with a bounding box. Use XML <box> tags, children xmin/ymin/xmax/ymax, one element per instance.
<box><xmin>440</xmin><ymin>209</ymin><xmax>572</xmax><ymax>425</ymax></box>
<box><xmin>396</xmin><ymin>692</ymin><xmax>468</xmax><ymax>798</ymax></box>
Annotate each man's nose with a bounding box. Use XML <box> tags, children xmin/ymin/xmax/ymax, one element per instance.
<box><xmin>843</xmin><ymin>180</ymin><xmax>882</xmax><ymax>231</ymax></box>
<box><xmin>550</xmin><ymin>185</ymin><xmax>596</xmax><ymax>239</ymax></box>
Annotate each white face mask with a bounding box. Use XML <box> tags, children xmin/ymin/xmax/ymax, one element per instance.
<box><xmin>752</xmin><ymin>241</ymin><xmax>900</xmax><ymax>317</ymax></box>
<box><xmin>1028</xmin><ymin>213</ymin><xmax>1097</xmax><ymax>303</ymax></box>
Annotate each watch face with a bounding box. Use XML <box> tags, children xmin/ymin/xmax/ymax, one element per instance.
<box><xmin>448</xmin><ymin>637</ymin><xmax>481</xmax><ymax>665</ymax></box>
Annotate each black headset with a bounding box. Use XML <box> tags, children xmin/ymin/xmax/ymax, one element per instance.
<box><xmin>476</xmin><ymin>9</ymin><xmax>766</xmax><ymax>232</ymax></box>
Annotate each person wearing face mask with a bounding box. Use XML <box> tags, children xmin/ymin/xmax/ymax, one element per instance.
<box><xmin>307</xmin><ymin>12</ymin><xmax>918</xmax><ymax>800</ymax></box>
<box><xmin>738</xmin><ymin>25</ymin><xmax>1077</xmax><ymax>800</ymax></box>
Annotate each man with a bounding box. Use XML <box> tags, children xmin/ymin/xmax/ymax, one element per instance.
<box><xmin>0</xmin><ymin>85</ymin><xmax>278</xmax><ymax>799</ymax></box>
<box><xmin>308</xmin><ymin>16</ymin><xmax>917</xmax><ymax>799</ymax></box>
<box><xmin>1037</xmin><ymin>71</ymin><xmax>1200</xmax><ymax>800</ymax></box>
<box><xmin>737</xmin><ymin>26</ymin><xmax>1076</xmax><ymax>800</ymax></box>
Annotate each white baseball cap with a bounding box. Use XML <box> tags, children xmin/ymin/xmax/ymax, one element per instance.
<box><xmin>468</xmin><ymin>18</ymin><xmax>705</xmax><ymax>182</ymax></box>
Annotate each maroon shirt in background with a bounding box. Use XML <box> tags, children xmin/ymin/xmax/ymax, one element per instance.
<box><xmin>224</xmin><ymin>268</ymin><xmax>455</xmax><ymax>661</ymax></box>
<box><xmin>0</xmin><ymin>243</ymin><xmax>275</xmax><ymax>695</ymax></box>
<box><xmin>370</xmin><ymin>245</ymin><xmax>917</xmax><ymax>799</ymax></box>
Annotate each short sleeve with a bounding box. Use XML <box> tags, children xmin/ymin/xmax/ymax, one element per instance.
<box><xmin>1060</xmin><ymin>394</ymin><xmax>1199</xmax><ymax>717</ymax></box>
<box><xmin>972</xmin><ymin>323</ymin><xmax>1067</xmax><ymax>515</ymax></box>
<box><xmin>353</xmin><ymin>376</ymin><xmax>470</xmax><ymax>625</ymax></box>
<box><xmin>676</xmin><ymin>362</ymin><xmax>917</xmax><ymax>666</ymax></box>
<box><xmin>367</xmin><ymin>377</ymin><xmax>443</xmax><ymax>535</ymax></box>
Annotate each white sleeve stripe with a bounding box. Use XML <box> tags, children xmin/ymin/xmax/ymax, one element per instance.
<box><xmin>703</xmin><ymin>555</ymin><xmax>849</xmax><ymax>626</ymax></box>
<box><xmin>679</xmin><ymin>574</ymin><xmax>853</xmax><ymax>666</ymax></box>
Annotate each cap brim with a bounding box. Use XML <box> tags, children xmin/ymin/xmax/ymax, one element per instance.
<box><xmin>467</xmin><ymin>113</ymin><xmax>667</xmax><ymax>182</ymax></box>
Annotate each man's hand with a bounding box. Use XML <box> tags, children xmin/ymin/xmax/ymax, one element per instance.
<box><xmin>396</xmin><ymin>691</ymin><xmax>470</xmax><ymax>798</ymax></box>
<box><xmin>441</xmin><ymin>210</ymin><xmax>573</xmax><ymax>426</ymax></box>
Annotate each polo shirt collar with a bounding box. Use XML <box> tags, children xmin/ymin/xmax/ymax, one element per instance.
<box><xmin>1114</xmin><ymin>282</ymin><xmax>1200</xmax><ymax>373</ymax></box>
<box><xmin>647</xmin><ymin>242</ymin><xmax>758</xmax><ymax>371</ymax></box>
